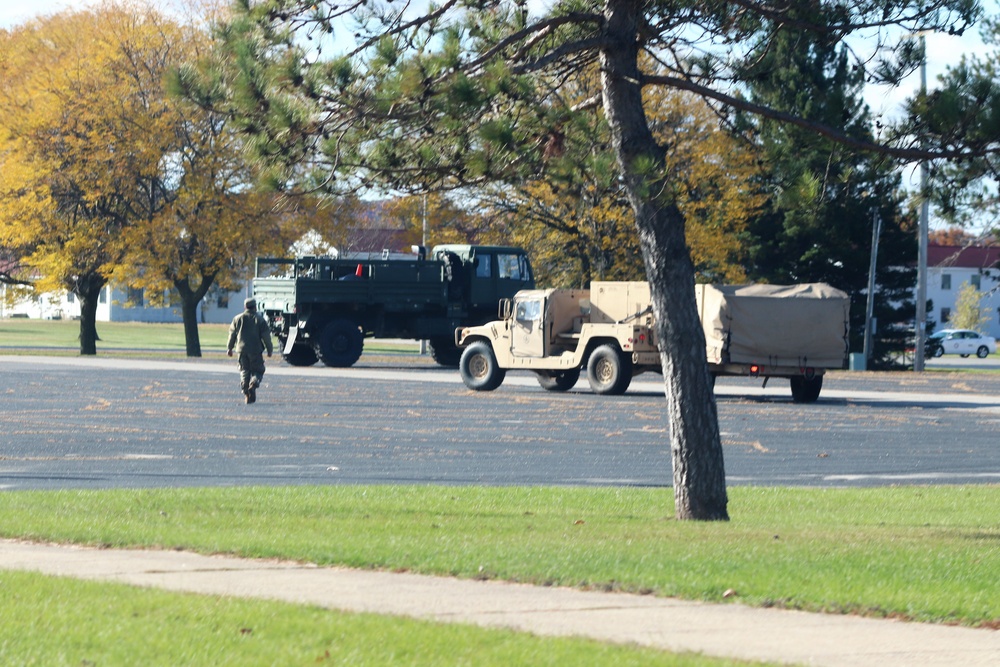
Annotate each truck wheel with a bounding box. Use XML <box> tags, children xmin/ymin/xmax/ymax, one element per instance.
<box><xmin>587</xmin><ymin>344</ymin><xmax>632</xmax><ymax>395</ymax></box>
<box><xmin>283</xmin><ymin>343</ymin><xmax>318</xmax><ymax>367</ymax></box>
<box><xmin>790</xmin><ymin>375</ymin><xmax>823</xmax><ymax>403</ymax></box>
<box><xmin>535</xmin><ymin>368</ymin><xmax>581</xmax><ymax>392</ymax></box>
<box><xmin>428</xmin><ymin>337</ymin><xmax>462</xmax><ymax>367</ymax></box>
<box><xmin>316</xmin><ymin>319</ymin><xmax>364</xmax><ymax>367</ymax></box>
<box><xmin>460</xmin><ymin>342</ymin><xmax>506</xmax><ymax>391</ymax></box>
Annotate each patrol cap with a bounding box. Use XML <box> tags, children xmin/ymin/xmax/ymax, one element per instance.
<box><xmin>244</xmin><ymin>298</ymin><xmax>257</xmax><ymax>310</ymax></box>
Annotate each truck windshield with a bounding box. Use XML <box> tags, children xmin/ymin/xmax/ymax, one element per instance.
<box><xmin>498</xmin><ymin>253</ymin><xmax>531</xmax><ymax>281</ymax></box>
<box><xmin>515</xmin><ymin>298</ymin><xmax>541</xmax><ymax>323</ymax></box>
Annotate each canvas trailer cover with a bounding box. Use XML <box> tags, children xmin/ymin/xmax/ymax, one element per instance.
<box><xmin>696</xmin><ymin>283</ymin><xmax>850</xmax><ymax>370</ymax></box>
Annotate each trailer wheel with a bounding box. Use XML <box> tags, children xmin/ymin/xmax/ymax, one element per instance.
<box><xmin>316</xmin><ymin>319</ymin><xmax>364</xmax><ymax>367</ymax></box>
<box><xmin>790</xmin><ymin>375</ymin><xmax>823</xmax><ymax>403</ymax></box>
<box><xmin>282</xmin><ymin>343</ymin><xmax>318</xmax><ymax>367</ymax></box>
<box><xmin>428</xmin><ymin>337</ymin><xmax>462</xmax><ymax>367</ymax></box>
<box><xmin>535</xmin><ymin>368</ymin><xmax>581</xmax><ymax>392</ymax></box>
<box><xmin>587</xmin><ymin>344</ymin><xmax>632</xmax><ymax>395</ymax></box>
<box><xmin>460</xmin><ymin>342</ymin><xmax>506</xmax><ymax>391</ymax></box>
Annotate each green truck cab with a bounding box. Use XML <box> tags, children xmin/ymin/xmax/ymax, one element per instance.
<box><xmin>252</xmin><ymin>244</ymin><xmax>533</xmax><ymax>368</ymax></box>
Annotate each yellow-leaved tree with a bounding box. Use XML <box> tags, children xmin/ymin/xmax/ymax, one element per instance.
<box><xmin>380</xmin><ymin>194</ymin><xmax>482</xmax><ymax>249</ymax></box>
<box><xmin>0</xmin><ymin>3</ymin><xmax>177</xmax><ymax>354</ymax></box>
<box><xmin>950</xmin><ymin>281</ymin><xmax>992</xmax><ymax>332</ymax></box>
<box><xmin>652</xmin><ymin>89</ymin><xmax>765</xmax><ymax>285</ymax></box>
<box><xmin>479</xmin><ymin>76</ymin><xmax>762</xmax><ymax>288</ymax></box>
<box><xmin>108</xmin><ymin>5</ymin><xmax>294</xmax><ymax>357</ymax></box>
<box><xmin>1</xmin><ymin>1</ymin><xmax>310</xmax><ymax>356</ymax></box>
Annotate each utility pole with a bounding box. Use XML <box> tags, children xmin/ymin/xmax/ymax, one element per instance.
<box><xmin>863</xmin><ymin>209</ymin><xmax>881</xmax><ymax>366</ymax></box>
<box><xmin>420</xmin><ymin>194</ymin><xmax>429</xmax><ymax>356</ymax></box>
<box><xmin>913</xmin><ymin>34</ymin><xmax>929</xmax><ymax>372</ymax></box>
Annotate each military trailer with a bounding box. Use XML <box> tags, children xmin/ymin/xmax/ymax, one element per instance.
<box><xmin>455</xmin><ymin>281</ymin><xmax>849</xmax><ymax>402</ymax></box>
<box><xmin>253</xmin><ymin>244</ymin><xmax>533</xmax><ymax>368</ymax></box>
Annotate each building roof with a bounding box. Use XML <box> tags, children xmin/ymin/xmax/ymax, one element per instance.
<box><xmin>928</xmin><ymin>245</ymin><xmax>1000</xmax><ymax>270</ymax></box>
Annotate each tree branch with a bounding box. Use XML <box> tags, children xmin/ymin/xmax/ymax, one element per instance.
<box><xmin>642</xmin><ymin>72</ymin><xmax>1000</xmax><ymax>162</ymax></box>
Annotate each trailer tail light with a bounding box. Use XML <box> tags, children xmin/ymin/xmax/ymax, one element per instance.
<box><xmin>749</xmin><ymin>364</ymin><xmax>760</xmax><ymax>377</ymax></box>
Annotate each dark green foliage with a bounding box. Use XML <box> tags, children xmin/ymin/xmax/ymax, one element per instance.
<box><xmin>740</xmin><ymin>10</ymin><xmax>917</xmax><ymax>368</ymax></box>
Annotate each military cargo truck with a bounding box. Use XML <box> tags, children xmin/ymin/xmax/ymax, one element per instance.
<box><xmin>455</xmin><ymin>281</ymin><xmax>849</xmax><ymax>402</ymax></box>
<box><xmin>253</xmin><ymin>244</ymin><xmax>533</xmax><ymax>368</ymax></box>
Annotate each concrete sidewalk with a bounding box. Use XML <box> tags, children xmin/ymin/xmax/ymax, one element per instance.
<box><xmin>2</xmin><ymin>540</ymin><xmax>998</xmax><ymax>666</ymax></box>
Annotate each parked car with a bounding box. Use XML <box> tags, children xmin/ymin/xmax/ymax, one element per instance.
<box><xmin>925</xmin><ymin>329</ymin><xmax>997</xmax><ymax>358</ymax></box>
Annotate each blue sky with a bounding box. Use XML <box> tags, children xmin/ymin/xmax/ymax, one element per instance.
<box><xmin>0</xmin><ymin>0</ymin><xmax>90</xmax><ymax>28</ymax></box>
<box><xmin>6</xmin><ymin>0</ymin><xmax>993</xmax><ymax>114</ymax></box>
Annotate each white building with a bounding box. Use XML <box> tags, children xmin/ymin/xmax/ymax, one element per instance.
<box><xmin>926</xmin><ymin>245</ymin><xmax>1000</xmax><ymax>339</ymax></box>
<box><xmin>1</xmin><ymin>282</ymin><xmax>248</xmax><ymax>324</ymax></box>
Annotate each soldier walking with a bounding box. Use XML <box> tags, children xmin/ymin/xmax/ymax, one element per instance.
<box><xmin>227</xmin><ymin>298</ymin><xmax>273</xmax><ymax>404</ymax></box>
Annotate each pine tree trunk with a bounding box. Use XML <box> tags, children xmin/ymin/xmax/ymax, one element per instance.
<box><xmin>641</xmin><ymin>205</ymin><xmax>729</xmax><ymax>520</ymax></box>
<box><xmin>601</xmin><ymin>0</ymin><xmax>728</xmax><ymax>520</ymax></box>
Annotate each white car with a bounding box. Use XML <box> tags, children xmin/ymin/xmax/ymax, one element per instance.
<box><xmin>926</xmin><ymin>329</ymin><xmax>997</xmax><ymax>358</ymax></box>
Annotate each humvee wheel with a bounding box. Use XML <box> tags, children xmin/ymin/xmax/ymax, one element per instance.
<box><xmin>460</xmin><ymin>342</ymin><xmax>506</xmax><ymax>391</ymax></box>
<box><xmin>789</xmin><ymin>375</ymin><xmax>823</xmax><ymax>403</ymax></box>
<box><xmin>283</xmin><ymin>343</ymin><xmax>318</xmax><ymax>367</ymax></box>
<box><xmin>316</xmin><ymin>319</ymin><xmax>364</xmax><ymax>367</ymax></box>
<box><xmin>535</xmin><ymin>368</ymin><xmax>580</xmax><ymax>392</ymax></box>
<box><xmin>587</xmin><ymin>344</ymin><xmax>632</xmax><ymax>395</ymax></box>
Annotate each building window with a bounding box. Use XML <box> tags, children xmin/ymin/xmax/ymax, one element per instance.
<box><xmin>971</xmin><ymin>274</ymin><xmax>981</xmax><ymax>290</ymax></box>
<box><xmin>99</xmin><ymin>287</ymin><xmax>108</xmax><ymax>304</ymax></box>
<box><xmin>941</xmin><ymin>274</ymin><xmax>951</xmax><ymax>290</ymax></box>
<box><xmin>66</xmin><ymin>292</ymin><xmax>75</xmax><ymax>304</ymax></box>
<box><xmin>128</xmin><ymin>287</ymin><xmax>144</xmax><ymax>307</ymax></box>
<box><xmin>941</xmin><ymin>307</ymin><xmax>951</xmax><ymax>323</ymax></box>
<box><xmin>217</xmin><ymin>294</ymin><xmax>229</xmax><ymax>309</ymax></box>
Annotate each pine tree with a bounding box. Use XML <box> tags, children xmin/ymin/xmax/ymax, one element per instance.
<box><xmin>741</xmin><ymin>16</ymin><xmax>917</xmax><ymax>368</ymax></box>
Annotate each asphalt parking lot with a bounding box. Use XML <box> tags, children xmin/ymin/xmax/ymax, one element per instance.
<box><xmin>2</xmin><ymin>354</ymin><xmax>999</xmax><ymax>491</ymax></box>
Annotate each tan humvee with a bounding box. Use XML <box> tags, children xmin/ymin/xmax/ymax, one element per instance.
<box><xmin>457</xmin><ymin>281</ymin><xmax>849</xmax><ymax>401</ymax></box>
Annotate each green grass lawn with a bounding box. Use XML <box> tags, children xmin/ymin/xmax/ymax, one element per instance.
<box><xmin>1</xmin><ymin>485</ymin><xmax>997</xmax><ymax>629</ymax></box>
<box><xmin>0</xmin><ymin>318</ymin><xmax>420</xmax><ymax>356</ymax></box>
<box><xmin>1</xmin><ymin>570</ymin><xmax>762</xmax><ymax>667</ymax></box>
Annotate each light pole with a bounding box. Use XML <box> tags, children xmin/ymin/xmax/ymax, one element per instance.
<box><xmin>863</xmin><ymin>208</ymin><xmax>881</xmax><ymax>366</ymax></box>
<box><xmin>913</xmin><ymin>34</ymin><xmax>929</xmax><ymax>372</ymax></box>
<box><xmin>420</xmin><ymin>194</ymin><xmax>429</xmax><ymax>356</ymax></box>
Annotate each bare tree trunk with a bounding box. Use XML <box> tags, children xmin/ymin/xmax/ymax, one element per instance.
<box><xmin>174</xmin><ymin>275</ymin><xmax>216</xmax><ymax>358</ymax></box>
<box><xmin>180</xmin><ymin>296</ymin><xmax>202</xmax><ymax>357</ymax></box>
<box><xmin>600</xmin><ymin>0</ymin><xmax>728</xmax><ymax>520</ymax></box>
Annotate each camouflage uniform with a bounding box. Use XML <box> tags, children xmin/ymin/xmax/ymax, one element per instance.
<box><xmin>227</xmin><ymin>298</ymin><xmax>273</xmax><ymax>403</ymax></box>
